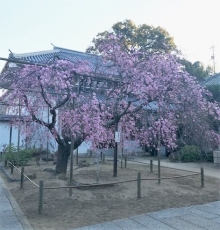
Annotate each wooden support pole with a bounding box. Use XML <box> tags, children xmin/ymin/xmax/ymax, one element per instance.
<box><xmin>17</xmin><ymin>99</ymin><xmax>21</xmax><ymax>165</ymax></box>
<box><xmin>150</xmin><ymin>160</ymin><xmax>153</xmax><ymax>173</ymax></box>
<box><xmin>96</xmin><ymin>153</ymin><xmax>100</xmax><ymax>182</ymax></box>
<box><xmin>46</xmin><ymin>106</ymin><xmax>49</xmax><ymax>163</ymax></box>
<box><xmin>5</xmin><ymin>160</ymin><xmax>7</xmax><ymax>167</ymax></box>
<box><xmin>121</xmin><ymin>154</ymin><xmax>123</xmax><ymax>168</ymax></box>
<box><xmin>38</xmin><ymin>180</ymin><xmax>44</xmax><ymax>214</ymax></box>
<box><xmin>102</xmin><ymin>153</ymin><xmax>105</xmax><ymax>164</ymax></box>
<box><xmin>113</xmin><ymin>122</ymin><xmax>118</xmax><ymax>177</ymax></box>
<box><xmin>20</xmin><ymin>167</ymin><xmax>24</xmax><ymax>189</ymax></box>
<box><xmin>137</xmin><ymin>172</ymin><xmax>141</xmax><ymax>199</ymax></box>
<box><xmin>125</xmin><ymin>156</ymin><xmax>127</xmax><ymax>168</ymax></box>
<box><xmin>10</xmin><ymin>163</ymin><xmax>13</xmax><ymax>174</ymax></box>
<box><xmin>76</xmin><ymin>147</ymin><xmax>78</xmax><ymax>166</ymax></box>
<box><xmin>69</xmin><ymin>136</ymin><xmax>74</xmax><ymax>197</ymax></box>
<box><xmin>157</xmin><ymin>150</ymin><xmax>161</xmax><ymax>184</ymax></box>
<box><xmin>201</xmin><ymin>167</ymin><xmax>204</xmax><ymax>188</ymax></box>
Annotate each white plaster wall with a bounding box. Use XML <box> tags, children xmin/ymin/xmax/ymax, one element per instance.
<box><xmin>78</xmin><ymin>141</ymin><xmax>91</xmax><ymax>154</ymax></box>
<box><xmin>0</xmin><ymin>123</ymin><xmax>25</xmax><ymax>150</ymax></box>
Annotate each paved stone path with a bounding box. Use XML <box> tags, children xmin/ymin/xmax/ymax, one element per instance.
<box><xmin>74</xmin><ymin>201</ymin><xmax>220</xmax><ymax>230</ymax></box>
<box><xmin>0</xmin><ymin>175</ymin><xmax>32</xmax><ymax>230</ymax></box>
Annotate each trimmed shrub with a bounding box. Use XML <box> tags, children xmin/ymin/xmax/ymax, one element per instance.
<box><xmin>181</xmin><ymin>145</ymin><xmax>201</xmax><ymax>162</ymax></box>
<box><xmin>3</xmin><ymin>144</ymin><xmax>35</xmax><ymax>165</ymax></box>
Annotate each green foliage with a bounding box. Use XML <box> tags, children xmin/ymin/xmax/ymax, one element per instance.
<box><xmin>181</xmin><ymin>145</ymin><xmax>201</xmax><ymax>162</ymax></box>
<box><xmin>206</xmin><ymin>85</ymin><xmax>220</xmax><ymax>102</ymax></box>
<box><xmin>87</xmin><ymin>19</ymin><xmax>177</xmax><ymax>55</ymax></box>
<box><xmin>179</xmin><ymin>59</ymin><xmax>211</xmax><ymax>82</ymax></box>
<box><xmin>3</xmin><ymin>144</ymin><xmax>36</xmax><ymax>165</ymax></box>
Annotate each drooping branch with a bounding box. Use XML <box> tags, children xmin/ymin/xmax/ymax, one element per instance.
<box><xmin>53</xmin><ymin>88</ymin><xmax>71</xmax><ymax>110</ymax></box>
<box><xmin>37</xmin><ymin>74</ymin><xmax>52</xmax><ymax>108</ymax></box>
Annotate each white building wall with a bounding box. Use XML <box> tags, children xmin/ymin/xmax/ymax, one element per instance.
<box><xmin>0</xmin><ymin>122</ymin><xmax>25</xmax><ymax>150</ymax></box>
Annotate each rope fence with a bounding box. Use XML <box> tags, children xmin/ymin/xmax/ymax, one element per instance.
<box><xmin>4</xmin><ymin>159</ymin><xmax>205</xmax><ymax>215</ymax></box>
<box><xmin>6</xmin><ymin>160</ymin><xmax>39</xmax><ymax>188</ymax></box>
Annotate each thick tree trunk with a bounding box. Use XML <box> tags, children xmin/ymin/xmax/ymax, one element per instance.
<box><xmin>55</xmin><ymin>143</ymin><xmax>71</xmax><ymax>174</ymax></box>
<box><xmin>55</xmin><ymin>136</ymin><xmax>84</xmax><ymax>174</ymax></box>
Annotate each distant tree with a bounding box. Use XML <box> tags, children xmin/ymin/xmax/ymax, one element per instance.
<box><xmin>88</xmin><ymin>19</ymin><xmax>211</xmax><ymax>82</ymax></box>
<box><xmin>179</xmin><ymin>59</ymin><xmax>212</xmax><ymax>82</ymax></box>
<box><xmin>206</xmin><ymin>85</ymin><xmax>220</xmax><ymax>102</ymax></box>
<box><xmin>87</xmin><ymin>19</ymin><xmax>177</xmax><ymax>55</ymax></box>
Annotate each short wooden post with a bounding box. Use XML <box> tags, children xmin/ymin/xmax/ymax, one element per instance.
<box><xmin>125</xmin><ymin>156</ymin><xmax>127</xmax><ymax>168</ymax></box>
<box><xmin>150</xmin><ymin>160</ymin><xmax>153</xmax><ymax>173</ymax></box>
<box><xmin>121</xmin><ymin>155</ymin><xmax>123</xmax><ymax>168</ymax></box>
<box><xmin>201</xmin><ymin>167</ymin><xmax>204</xmax><ymax>188</ymax></box>
<box><xmin>5</xmin><ymin>160</ymin><xmax>7</xmax><ymax>167</ymax></box>
<box><xmin>137</xmin><ymin>172</ymin><xmax>141</xmax><ymax>198</ymax></box>
<box><xmin>10</xmin><ymin>163</ymin><xmax>13</xmax><ymax>174</ymax></box>
<box><xmin>102</xmin><ymin>153</ymin><xmax>105</xmax><ymax>164</ymax></box>
<box><xmin>20</xmin><ymin>167</ymin><xmax>24</xmax><ymax>189</ymax></box>
<box><xmin>38</xmin><ymin>180</ymin><xmax>44</xmax><ymax>214</ymax></box>
<box><xmin>158</xmin><ymin>160</ymin><xmax>161</xmax><ymax>185</ymax></box>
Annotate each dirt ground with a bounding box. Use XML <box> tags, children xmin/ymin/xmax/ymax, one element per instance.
<box><xmin>0</xmin><ymin>156</ymin><xmax>220</xmax><ymax>230</ymax></box>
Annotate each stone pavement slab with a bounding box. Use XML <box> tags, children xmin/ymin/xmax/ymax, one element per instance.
<box><xmin>113</xmin><ymin>217</ymin><xmax>149</xmax><ymax>229</ymax></box>
<box><xmin>212</xmin><ymin>216</ymin><xmax>220</xmax><ymax>224</ymax></box>
<box><xmin>161</xmin><ymin>217</ymin><xmax>206</xmax><ymax>230</ymax></box>
<box><xmin>0</xmin><ymin>175</ymin><xmax>32</xmax><ymax>230</ymax></box>
<box><xmin>74</xmin><ymin>202</ymin><xmax>220</xmax><ymax>230</ymax></box>
<box><xmin>180</xmin><ymin>214</ymin><xmax>220</xmax><ymax>230</ymax></box>
<box><xmin>130</xmin><ymin>214</ymin><xmax>176</xmax><ymax>230</ymax></box>
<box><xmin>73</xmin><ymin>222</ymin><xmax>122</xmax><ymax>230</ymax></box>
<box><xmin>194</xmin><ymin>204</ymin><xmax>220</xmax><ymax>215</ymax></box>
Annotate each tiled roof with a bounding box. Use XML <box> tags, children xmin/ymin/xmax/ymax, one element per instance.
<box><xmin>5</xmin><ymin>46</ymin><xmax>157</xmax><ymax>112</ymax></box>
<box><xmin>9</xmin><ymin>46</ymin><xmax>116</xmax><ymax>76</ymax></box>
<box><xmin>202</xmin><ymin>73</ymin><xmax>220</xmax><ymax>86</ymax></box>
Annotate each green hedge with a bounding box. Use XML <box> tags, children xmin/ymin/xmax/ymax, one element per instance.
<box><xmin>3</xmin><ymin>144</ymin><xmax>37</xmax><ymax>166</ymax></box>
<box><xmin>181</xmin><ymin>145</ymin><xmax>201</xmax><ymax>162</ymax></box>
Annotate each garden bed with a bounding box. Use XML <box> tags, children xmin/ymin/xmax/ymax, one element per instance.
<box><xmin>0</xmin><ymin>157</ymin><xmax>219</xmax><ymax>230</ymax></box>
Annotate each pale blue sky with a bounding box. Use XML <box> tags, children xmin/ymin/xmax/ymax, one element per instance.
<box><xmin>0</xmin><ymin>0</ymin><xmax>219</xmax><ymax>71</ymax></box>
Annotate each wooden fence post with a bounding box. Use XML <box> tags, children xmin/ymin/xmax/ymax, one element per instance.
<box><xmin>201</xmin><ymin>167</ymin><xmax>204</xmax><ymax>188</ymax></box>
<box><xmin>150</xmin><ymin>160</ymin><xmax>153</xmax><ymax>173</ymax></box>
<box><xmin>5</xmin><ymin>160</ymin><xmax>7</xmax><ymax>167</ymax></box>
<box><xmin>121</xmin><ymin>155</ymin><xmax>123</xmax><ymax>168</ymax></box>
<box><xmin>10</xmin><ymin>163</ymin><xmax>13</xmax><ymax>174</ymax></box>
<box><xmin>158</xmin><ymin>160</ymin><xmax>161</xmax><ymax>185</ymax></box>
<box><xmin>69</xmin><ymin>136</ymin><xmax>74</xmax><ymax>197</ymax></box>
<box><xmin>38</xmin><ymin>180</ymin><xmax>44</xmax><ymax>214</ymax></box>
<box><xmin>137</xmin><ymin>172</ymin><xmax>141</xmax><ymax>198</ymax></box>
<box><xmin>102</xmin><ymin>153</ymin><xmax>105</xmax><ymax>164</ymax></box>
<box><xmin>125</xmin><ymin>156</ymin><xmax>127</xmax><ymax>168</ymax></box>
<box><xmin>20</xmin><ymin>167</ymin><xmax>24</xmax><ymax>189</ymax></box>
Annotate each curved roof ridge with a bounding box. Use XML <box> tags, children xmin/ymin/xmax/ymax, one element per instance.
<box><xmin>53</xmin><ymin>46</ymin><xmax>100</xmax><ymax>58</ymax></box>
<box><xmin>12</xmin><ymin>49</ymin><xmax>59</xmax><ymax>58</ymax></box>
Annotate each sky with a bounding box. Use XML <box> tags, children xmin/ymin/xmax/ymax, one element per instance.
<box><xmin>0</xmin><ymin>0</ymin><xmax>220</xmax><ymax>72</ymax></box>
